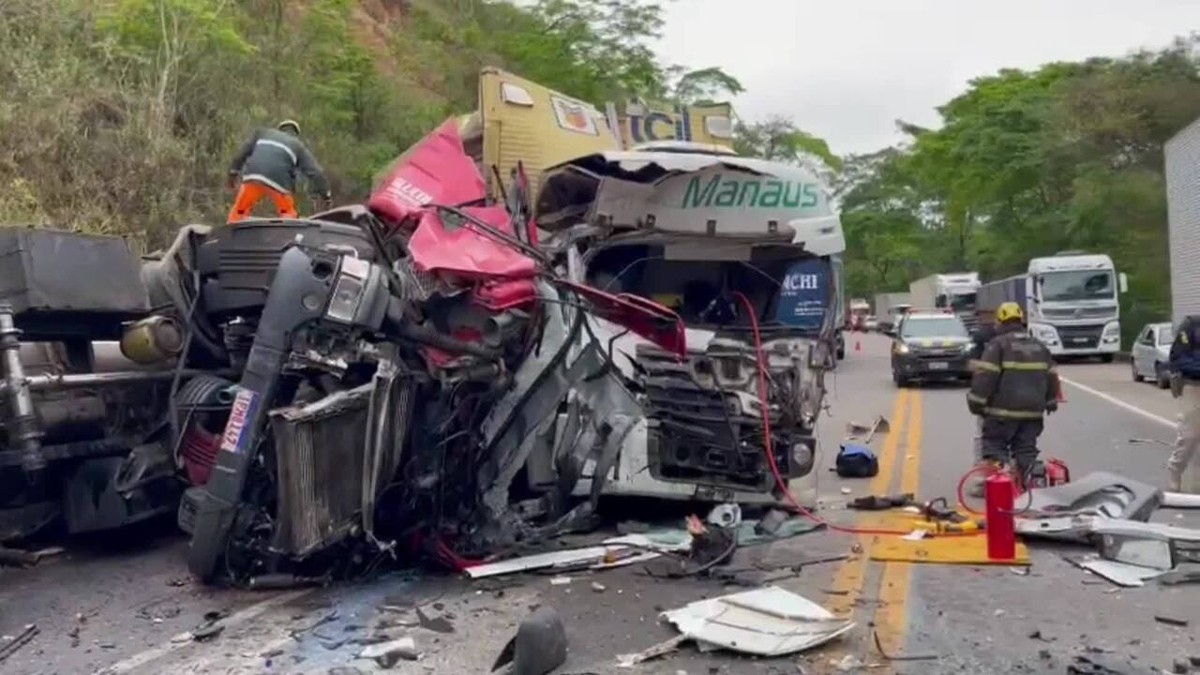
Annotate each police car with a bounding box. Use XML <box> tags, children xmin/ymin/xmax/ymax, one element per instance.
<box><xmin>890</xmin><ymin>309</ymin><xmax>973</xmax><ymax>387</ymax></box>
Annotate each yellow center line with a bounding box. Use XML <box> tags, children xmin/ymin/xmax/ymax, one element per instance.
<box><xmin>823</xmin><ymin>388</ymin><xmax>909</xmax><ymax>620</ymax></box>
<box><xmin>874</xmin><ymin>389</ymin><xmax>923</xmax><ymax>658</ymax></box>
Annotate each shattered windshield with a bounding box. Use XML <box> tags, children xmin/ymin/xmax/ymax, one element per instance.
<box><xmin>1039</xmin><ymin>270</ymin><xmax>1115</xmax><ymax>302</ymax></box>
<box><xmin>586</xmin><ymin>242</ymin><xmax>820</xmax><ymax>331</ymax></box>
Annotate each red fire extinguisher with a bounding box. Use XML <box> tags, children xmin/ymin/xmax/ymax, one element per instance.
<box><xmin>985</xmin><ymin>472</ymin><xmax>1017</xmax><ymax>561</ymax></box>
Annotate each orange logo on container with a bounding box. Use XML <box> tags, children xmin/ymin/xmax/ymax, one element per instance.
<box><xmin>551</xmin><ymin>96</ymin><xmax>598</xmax><ymax>136</ymax></box>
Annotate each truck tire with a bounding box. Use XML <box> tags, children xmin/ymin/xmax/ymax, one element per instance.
<box><xmin>1131</xmin><ymin>361</ymin><xmax>1144</xmax><ymax>382</ymax></box>
<box><xmin>892</xmin><ymin>368</ymin><xmax>908</xmax><ymax>388</ymax></box>
<box><xmin>837</xmin><ymin>344</ymin><xmax>846</xmax><ymax>360</ymax></box>
<box><xmin>1155</xmin><ymin>362</ymin><xmax>1170</xmax><ymax>389</ymax></box>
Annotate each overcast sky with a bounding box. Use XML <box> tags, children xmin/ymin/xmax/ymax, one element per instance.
<box><xmin>656</xmin><ymin>0</ymin><xmax>1197</xmax><ymax>156</ymax></box>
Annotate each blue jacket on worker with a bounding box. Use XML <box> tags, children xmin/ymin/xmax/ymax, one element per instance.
<box><xmin>1168</xmin><ymin>315</ymin><xmax>1200</xmax><ymax>381</ymax></box>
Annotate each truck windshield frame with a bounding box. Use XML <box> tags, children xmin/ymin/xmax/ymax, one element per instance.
<box><xmin>949</xmin><ymin>291</ymin><xmax>977</xmax><ymax>312</ymax></box>
<box><xmin>583</xmin><ymin>241</ymin><xmax>830</xmax><ymax>334</ymax></box>
<box><xmin>900</xmin><ymin>316</ymin><xmax>968</xmax><ymax>339</ymax></box>
<box><xmin>1038</xmin><ymin>270</ymin><xmax>1115</xmax><ymax>302</ymax></box>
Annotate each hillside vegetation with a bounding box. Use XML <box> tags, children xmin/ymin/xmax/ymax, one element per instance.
<box><xmin>0</xmin><ymin>0</ymin><xmax>726</xmax><ymax>246</ymax></box>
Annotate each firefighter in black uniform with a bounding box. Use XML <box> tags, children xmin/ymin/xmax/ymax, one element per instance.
<box><xmin>966</xmin><ymin>301</ymin><xmax>1060</xmax><ymax>479</ymax></box>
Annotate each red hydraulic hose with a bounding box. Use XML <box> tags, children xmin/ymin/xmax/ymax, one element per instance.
<box><xmin>731</xmin><ymin>292</ymin><xmax>913</xmax><ymax>537</ymax></box>
<box><xmin>433</xmin><ymin>538</ymin><xmax>483</xmax><ymax>572</ymax></box>
<box><xmin>956</xmin><ymin>464</ymin><xmax>997</xmax><ymax>516</ymax></box>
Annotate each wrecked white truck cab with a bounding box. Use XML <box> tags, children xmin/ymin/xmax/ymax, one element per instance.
<box><xmin>536</xmin><ymin>146</ymin><xmax>846</xmax><ymax>506</ymax></box>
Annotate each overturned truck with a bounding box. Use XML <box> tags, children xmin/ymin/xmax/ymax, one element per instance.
<box><xmin>0</xmin><ymin>89</ymin><xmax>844</xmax><ymax>585</ymax></box>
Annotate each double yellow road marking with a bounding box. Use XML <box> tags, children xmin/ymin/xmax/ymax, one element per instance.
<box><xmin>823</xmin><ymin>389</ymin><xmax>910</xmax><ymax>617</ymax></box>
<box><xmin>875</xmin><ymin>390</ymin><xmax>922</xmax><ymax>655</ymax></box>
<box><xmin>823</xmin><ymin>387</ymin><xmax>924</xmax><ymax>661</ymax></box>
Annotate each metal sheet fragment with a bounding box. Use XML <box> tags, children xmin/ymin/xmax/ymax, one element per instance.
<box><xmin>660</xmin><ymin>586</ymin><xmax>853</xmax><ymax>657</ymax></box>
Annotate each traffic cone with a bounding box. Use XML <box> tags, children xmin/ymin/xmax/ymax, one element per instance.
<box><xmin>1056</xmin><ymin>380</ymin><xmax>1066</xmax><ymax>403</ymax></box>
<box><xmin>854</xmin><ymin>339</ymin><xmax>862</xmax><ymax>353</ymax></box>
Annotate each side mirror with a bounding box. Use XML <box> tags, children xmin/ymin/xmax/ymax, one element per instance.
<box><xmin>1118</xmin><ymin>272</ymin><xmax>1129</xmax><ymax>294</ymax></box>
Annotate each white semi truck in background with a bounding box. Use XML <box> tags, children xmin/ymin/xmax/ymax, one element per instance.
<box><xmin>976</xmin><ymin>252</ymin><xmax>1126</xmax><ymax>361</ymax></box>
<box><xmin>874</xmin><ymin>292</ymin><xmax>912</xmax><ymax>334</ymax></box>
<box><xmin>909</xmin><ymin>272</ymin><xmax>981</xmax><ymax>331</ymax></box>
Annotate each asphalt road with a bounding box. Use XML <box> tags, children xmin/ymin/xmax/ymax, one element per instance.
<box><xmin>1</xmin><ymin>333</ymin><xmax>1197</xmax><ymax>674</ymax></box>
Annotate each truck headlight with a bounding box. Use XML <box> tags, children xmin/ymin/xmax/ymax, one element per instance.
<box><xmin>1031</xmin><ymin>324</ymin><xmax>1058</xmax><ymax>344</ymax></box>
<box><xmin>1102</xmin><ymin>322</ymin><xmax>1120</xmax><ymax>343</ymax></box>
<box><xmin>791</xmin><ymin>441</ymin><xmax>815</xmax><ymax>475</ymax></box>
<box><xmin>894</xmin><ymin>342</ymin><xmax>909</xmax><ymax>355</ymax></box>
<box><xmin>325</xmin><ymin>256</ymin><xmax>371</xmax><ymax>324</ymax></box>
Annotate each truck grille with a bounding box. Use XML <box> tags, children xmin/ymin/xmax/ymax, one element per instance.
<box><xmin>1042</xmin><ymin>307</ymin><xmax>1116</xmax><ymax>321</ymax></box>
<box><xmin>1057</xmin><ymin>324</ymin><xmax>1104</xmax><ymax>349</ymax></box>
<box><xmin>637</xmin><ymin>344</ymin><xmax>806</xmax><ymax>492</ymax></box>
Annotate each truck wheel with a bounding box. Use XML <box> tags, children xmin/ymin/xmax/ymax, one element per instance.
<box><xmin>892</xmin><ymin>369</ymin><xmax>908</xmax><ymax>388</ymax></box>
<box><xmin>1100</xmin><ymin>354</ymin><xmax>1114</xmax><ymax>364</ymax></box>
<box><xmin>837</xmin><ymin>345</ymin><xmax>846</xmax><ymax>360</ymax></box>
<box><xmin>1131</xmin><ymin>362</ymin><xmax>1143</xmax><ymax>382</ymax></box>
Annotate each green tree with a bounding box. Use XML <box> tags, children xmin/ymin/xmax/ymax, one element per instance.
<box><xmin>670</xmin><ymin>66</ymin><xmax>745</xmax><ymax>104</ymax></box>
<box><xmin>735</xmin><ymin>116</ymin><xmax>843</xmax><ymax>172</ymax></box>
<box><xmin>841</xmin><ymin>36</ymin><xmax>1200</xmax><ymax>344</ymax></box>
<box><xmin>838</xmin><ymin>151</ymin><xmax>929</xmax><ymax>295</ymax></box>
<box><xmin>483</xmin><ymin>0</ymin><xmax>671</xmax><ymax>102</ymax></box>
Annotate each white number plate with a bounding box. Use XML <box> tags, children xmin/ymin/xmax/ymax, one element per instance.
<box><xmin>927</xmin><ymin>362</ymin><xmax>949</xmax><ymax>370</ymax></box>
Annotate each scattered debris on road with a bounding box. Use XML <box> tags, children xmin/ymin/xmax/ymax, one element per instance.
<box><xmin>415</xmin><ymin>606</ymin><xmax>455</xmax><ymax>633</ymax></box>
<box><xmin>660</xmin><ymin>586</ymin><xmax>853</xmax><ymax>657</ymax></box>
<box><xmin>1067</xmin><ymin>653</ymin><xmax>1154</xmax><ymax>674</ymax></box>
<box><xmin>360</xmin><ymin>636</ymin><xmax>420</xmax><ymax>667</ymax></box>
<box><xmin>0</xmin><ymin>624</ymin><xmax>38</xmax><ymax>664</ymax></box>
<box><xmin>1155</xmin><ymin>614</ymin><xmax>1190</xmax><ymax>628</ymax></box>
<box><xmin>871</xmin><ymin>630</ymin><xmax>938</xmax><ymax>662</ymax></box>
<box><xmin>491</xmin><ymin>606</ymin><xmax>567</xmax><ymax>675</ymax></box>
<box><xmin>847</xmin><ymin>493</ymin><xmax>915</xmax><ymax>510</ymax></box>
<box><xmin>1014</xmin><ymin>471</ymin><xmax>1200</xmax><ymax>587</ymax></box>
<box><xmin>1159</xmin><ymin>567</ymin><xmax>1200</xmax><ymax>586</ymax></box>
<box><xmin>616</xmin><ymin>635</ymin><xmax>689</xmax><ymax>667</ymax></box>
<box><xmin>1065</xmin><ymin>555</ymin><xmax>1168</xmax><ymax>587</ymax></box>
<box><xmin>0</xmin><ymin>545</ymin><xmax>62</xmax><ymax>568</ymax></box>
<box><xmin>247</xmin><ymin>573</ymin><xmax>327</xmax><ymax>590</ymax></box>
<box><xmin>845</xmin><ymin>415</ymin><xmax>890</xmax><ymax>444</ymax></box>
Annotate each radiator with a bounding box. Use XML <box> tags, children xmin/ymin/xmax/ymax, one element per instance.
<box><xmin>269</xmin><ymin>385</ymin><xmax>372</xmax><ymax>557</ymax></box>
